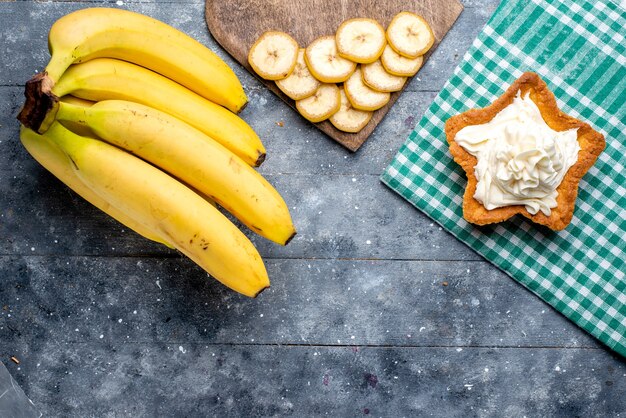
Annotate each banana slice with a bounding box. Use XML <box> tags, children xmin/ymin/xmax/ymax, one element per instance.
<box><xmin>248</xmin><ymin>31</ymin><xmax>299</xmax><ymax>80</ymax></box>
<box><xmin>386</xmin><ymin>12</ymin><xmax>434</xmax><ymax>58</ymax></box>
<box><xmin>275</xmin><ymin>49</ymin><xmax>320</xmax><ymax>100</ymax></box>
<box><xmin>305</xmin><ymin>36</ymin><xmax>356</xmax><ymax>83</ymax></box>
<box><xmin>335</xmin><ymin>18</ymin><xmax>386</xmax><ymax>64</ymax></box>
<box><xmin>344</xmin><ymin>67</ymin><xmax>390</xmax><ymax>111</ymax></box>
<box><xmin>296</xmin><ymin>83</ymin><xmax>341</xmax><ymax>123</ymax></box>
<box><xmin>330</xmin><ymin>88</ymin><xmax>373</xmax><ymax>133</ymax></box>
<box><xmin>380</xmin><ymin>44</ymin><xmax>423</xmax><ymax>76</ymax></box>
<box><xmin>362</xmin><ymin>60</ymin><xmax>406</xmax><ymax>92</ymax></box>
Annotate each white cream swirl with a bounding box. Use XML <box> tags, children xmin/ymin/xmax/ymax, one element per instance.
<box><xmin>454</xmin><ymin>91</ymin><xmax>580</xmax><ymax>216</ymax></box>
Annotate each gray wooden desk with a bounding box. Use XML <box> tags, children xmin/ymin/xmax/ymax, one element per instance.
<box><xmin>1</xmin><ymin>1</ymin><xmax>624</xmax><ymax>416</ymax></box>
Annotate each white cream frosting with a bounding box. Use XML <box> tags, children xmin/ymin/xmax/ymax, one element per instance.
<box><xmin>454</xmin><ymin>91</ymin><xmax>580</xmax><ymax>216</ymax></box>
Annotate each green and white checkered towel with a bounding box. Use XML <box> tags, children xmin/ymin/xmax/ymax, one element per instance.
<box><xmin>381</xmin><ymin>0</ymin><xmax>626</xmax><ymax>356</ymax></box>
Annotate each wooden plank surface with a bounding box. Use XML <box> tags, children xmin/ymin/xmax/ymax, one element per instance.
<box><xmin>205</xmin><ymin>0</ymin><xmax>463</xmax><ymax>151</ymax></box>
<box><xmin>0</xmin><ymin>256</ymin><xmax>602</xmax><ymax>347</ymax></box>
<box><xmin>1</xmin><ymin>0</ymin><xmax>624</xmax><ymax>416</ymax></box>
<box><xmin>3</xmin><ymin>343</ymin><xmax>624</xmax><ymax>417</ymax></box>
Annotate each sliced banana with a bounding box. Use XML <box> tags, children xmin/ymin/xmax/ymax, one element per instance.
<box><xmin>296</xmin><ymin>83</ymin><xmax>341</xmax><ymax>123</ymax></box>
<box><xmin>362</xmin><ymin>60</ymin><xmax>406</xmax><ymax>92</ymax></box>
<box><xmin>380</xmin><ymin>44</ymin><xmax>423</xmax><ymax>76</ymax></box>
<box><xmin>386</xmin><ymin>12</ymin><xmax>434</xmax><ymax>58</ymax></box>
<box><xmin>305</xmin><ymin>36</ymin><xmax>356</xmax><ymax>83</ymax></box>
<box><xmin>275</xmin><ymin>49</ymin><xmax>320</xmax><ymax>100</ymax></box>
<box><xmin>335</xmin><ymin>18</ymin><xmax>386</xmax><ymax>64</ymax></box>
<box><xmin>330</xmin><ymin>88</ymin><xmax>373</xmax><ymax>133</ymax></box>
<box><xmin>248</xmin><ymin>31</ymin><xmax>299</xmax><ymax>80</ymax></box>
<box><xmin>344</xmin><ymin>67</ymin><xmax>390</xmax><ymax>111</ymax></box>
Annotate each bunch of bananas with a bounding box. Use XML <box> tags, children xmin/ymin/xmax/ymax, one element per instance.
<box><xmin>17</xmin><ymin>8</ymin><xmax>296</xmax><ymax>297</ymax></box>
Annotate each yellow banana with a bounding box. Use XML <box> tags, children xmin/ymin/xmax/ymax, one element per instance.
<box><xmin>55</xmin><ymin>96</ymin><xmax>221</xmax><ymax>209</ymax></box>
<box><xmin>19</xmin><ymin>126</ymin><xmax>173</xmax><ymax>249</ymax></box>
<box><xmin>41</xmin><ymin>122</ymin><xmax>270</xmax><ymax>297</ymax></box>
<box><xmin>53</xmin><ymin>58</ymin><xmax>265</xmax><ymax>166</ymax></box>
<box><xmin>18</xmin><ymin>8</ymin><xmax>247</xmax><ymax>131</ymax></box>
<box><xmin>56</xmin><ymin>100</ymin><xmax>296</xmax><ymax>246</ymax></box>
<box><xmin>50</xmin><ymin>8</ymin><xmax>246</xmax><ymax>112</ymax></box>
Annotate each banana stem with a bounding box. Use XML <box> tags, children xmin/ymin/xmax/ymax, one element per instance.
<box><xmin>56</xmin><ymin>101</ymin><xmax>89</xmax><ymax>126</ymax></box>
<box><xmin>16</xmin><ymin>73</ymin><xmax>60</xmax><ymax>133</ymax></box>
<box><xmin>17</xmin><ymin>54</ymin><xmax>77</xmax><ymax>132</ymax></box>
<box><xmin>43</xmin><ymin>122</ymin><xmax>84</xmax><ymax>159</ymax></box>
<box><xmin>45</xmin><ymin>55</ymin><xmax>75</xmax><ymax>84</ymax></box>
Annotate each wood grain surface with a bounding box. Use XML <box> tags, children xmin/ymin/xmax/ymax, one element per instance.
<box><xmin>205</xmin><ymin>0</ymin><xmax>463</xmax><ymax>151</ymax></box>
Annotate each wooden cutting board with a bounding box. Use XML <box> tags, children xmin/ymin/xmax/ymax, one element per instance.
<box><xmin>206</xmin><ymin>0</ymin><xmax>463</xmax><ymax>151</ymax></box>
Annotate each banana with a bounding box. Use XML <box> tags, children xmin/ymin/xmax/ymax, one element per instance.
<box><xmin>380</xmin><ymin>44</ymin><xmax>423</xmax><ymax>77</ymax></box>
<box><xmin>19</xmin><ymin>126</ymin><xmax>173</xmax><ymax>248</ymax></box>
<box><xmin>295</xmin><ymin>84</ymin><xmax>341</xmax><ymax>123</ymax></box>
<box><xmin>18</xmin><ymin>8</ymin><xmax>247</xmax><ymax>132</ymax></box>
<box><xmin>329</xmin><ymin>88</ymin><xmax>373</xmax><ymax>133</ymax></box>
<box><xmin>386</xmin><ymin>12</ymin><xmax>434</xmax><ymax>58</ymax></box>
<box><xmin>344</xmin><ymin>67</ymin><xmax>390</xmax><ymax>111</ymax></box>
<box><xmin>52</xmin><ymin>58</ymin><xmax>265</xmax><ymax>166</ymax></box>
<box><xmin>41</xmin><ymin>121</ymin><xmax>270</xmax><ymax>297</ymax></box>
<box><xmin>275</xmin><ymin>49</ymin><xmax>320</xmax><ymax>101</ymax></box>
<box><xmin>55</xmin><ymin>100</ymin><xmax>296</xmax><ymax>246</ymax></box>
<box><xmin>361</xmin><ymin>60</ymin><xmax>406</xmax><ymax>92</ymax></box>
<box><xmin>53</xmin><ymin>100</ymin><xmax>219</xmax><ymax>210</ymax></box>
<box><xmin>248</xmin><ymin>31</ymin><xmax>299</xmax><ymax>81</ymax></box>
<box><xmin>305</xmin><ymin>36</ymin><xmax>356</xmax><ymax>83</ymax></box>
<box><xmin>335</xmin><ymin>18</ymin><xmax>386</xmax><ymax>64</ymax></box>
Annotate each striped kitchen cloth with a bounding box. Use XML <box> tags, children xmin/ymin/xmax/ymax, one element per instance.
<box><xmin>381</xmin><ymin>0</ymin><xmax>626</xmax><ymax>356</ymax></box>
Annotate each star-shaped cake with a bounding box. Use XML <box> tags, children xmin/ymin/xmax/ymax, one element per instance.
<box><xmin>445</xmin><ymin>72</ymin><xmax>605</xmax><ymax>231</ymax></box>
